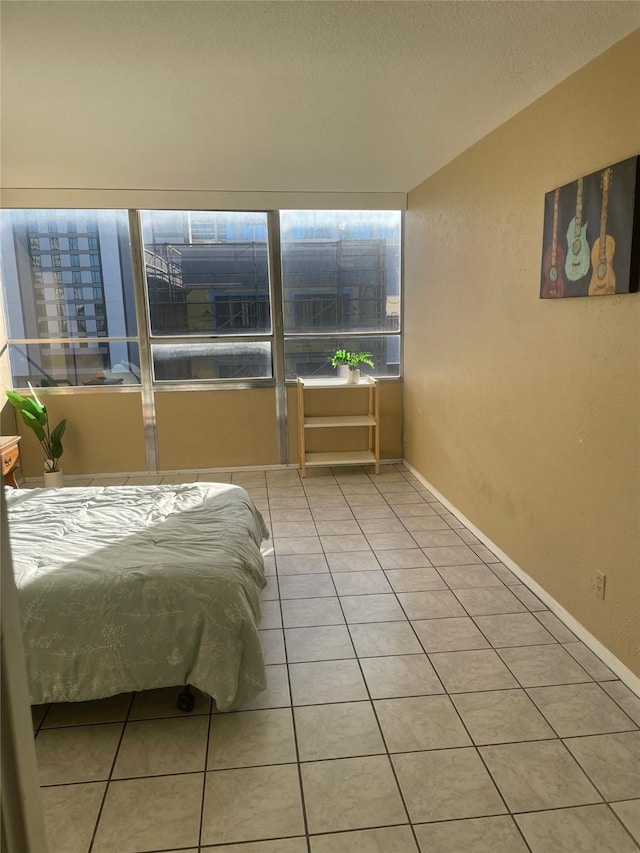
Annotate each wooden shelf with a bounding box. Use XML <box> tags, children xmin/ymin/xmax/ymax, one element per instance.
<box><xmin>297</xmin><ymin>377</ymin><xmax>380</xmax><ymax>476</ymax></box>
<box><xmin>304</xmin><ymin>450</ymin><xmax>377</xmax><ymax>467</ymax></box>
<box><xmin>304</xmin><ymin>415</ymin><xmax>376</xmax><ymax>428</ymax></box>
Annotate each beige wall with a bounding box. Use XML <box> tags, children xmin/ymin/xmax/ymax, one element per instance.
<box><xmin>404</xmin><ymin>32</ymin><xmax>640</xmax><ymax>674</ymax></box>
<box><xmin>156</xmin><ymin>389</ymin><xmax>280</xmax><ymax>470</ymax></box>
<box><xmin>15</xmin><ymin>392</ymin><xmax>146</xmax><ymax>477</ymax></box>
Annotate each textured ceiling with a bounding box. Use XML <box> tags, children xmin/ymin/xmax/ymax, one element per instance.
<box><xmin>1</xmin><ymin>1</ymin><xmax>639</xmax><ymax>194</ymax></box>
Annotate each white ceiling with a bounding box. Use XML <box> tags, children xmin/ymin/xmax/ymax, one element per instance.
<box><xmin>1</xmin><ymin>1</ymin><xmax>639</xmax><ymax>194</ymax></box>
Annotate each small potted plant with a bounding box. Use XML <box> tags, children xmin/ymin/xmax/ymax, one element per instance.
<box><xmin>6</xmin><ymin>384</ymin><xmax>67</xmax><ymax>487</ymax></box>
<box><xmin>331</xmin><ymin>349</ymin><xmax>375</xmax><ymax>383</ymax></box>
<box><xmin>331</xmin><ymin>349</ymin><xmax>350</xmax><ymax>379</ymax></box>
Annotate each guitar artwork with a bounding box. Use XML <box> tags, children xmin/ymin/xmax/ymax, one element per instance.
<box><xmin>564</xmin><ymin>177</ymin><xmax>590</xmax><ymax>281</ymax></box>
<box><xmin>541</xmin><ymin>188</ymin><xmax>565</xmax><ymax>298</ymax></box>
<box><xmin>589</xmin><ymin>167</ymin><xmax>616</xmax><ymax>295</ymax></box>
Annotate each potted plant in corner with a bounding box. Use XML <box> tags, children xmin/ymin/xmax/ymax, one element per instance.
<box><xmin>331</xmin><ymin>349</ymin><xmax>350</xmax><ymax>379</ymax></box>
<box><xmin>6</xmin><ymin>384</ymin><xmax>67</xmax><ymax>487</ymax></box>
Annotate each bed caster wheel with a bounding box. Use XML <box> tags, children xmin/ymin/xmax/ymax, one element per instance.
<box><xmin>177</xmin><ymin>686</ymin><xmax>195</xmax><ymax>712</ymax></box>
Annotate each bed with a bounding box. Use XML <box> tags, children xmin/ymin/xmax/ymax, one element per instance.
<box><xmin>5</xmin><ymin>481</ymin><xmax>269</xmax><ymax>712</ymax></box>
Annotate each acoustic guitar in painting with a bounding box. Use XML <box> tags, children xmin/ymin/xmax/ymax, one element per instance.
<box><xmin>541</xmin><ymin>188</ymin><xmax>565</xmax><ymax>298</ymax></box>
<box><xmin>564</xmin><ymin>177</ymin><xmax>590</xmax><ymax>281</ymax></box>
<box><xmin>589</xmin><ymin>168</ymin><xmax>616</xmax><ymax>295</ymax></box>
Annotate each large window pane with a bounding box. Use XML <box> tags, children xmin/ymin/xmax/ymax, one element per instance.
<box><xmin>141</xmin><ymin>211</ymin><xmax>271</xmax><ymax>337</ymax></box>
<box><xmin>0</xmin><ymin>209</ymin><xmax>137</xmax><ymax>339</ymax></box>
<box><xmin>280</xmin><ymin>211</ymin><xmax>401</xmax><ymax>334</ymax></box>
<box><xmin>152</xmin><ymin>342</ymin><xmax>272</xmax><ymax>382</ymax></box>
<box><xmin>284</xmin><ymin>335</ymin><xmax>400</xmax><ymax>380</ymax></box>
<box><xmin>9</xmin><ymin>342</ymin><xmax>140</xmax><ymax>388</ymax></box>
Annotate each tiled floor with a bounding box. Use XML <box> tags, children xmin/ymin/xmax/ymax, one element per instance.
<box><xmin>31</xmin><ymin>464</ymin><xmax>640</xmax><ymax>853</ymax></box>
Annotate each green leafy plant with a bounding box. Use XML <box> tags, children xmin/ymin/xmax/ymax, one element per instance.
<box><xmin>6</xmin><ymin>384</ymin><xmax>66</xmax><ymax>473</ymax></box>
<box><xmin>331</xmin><ymin>349</ymin><xmax>375</xmax><ymax>371</ymax></box>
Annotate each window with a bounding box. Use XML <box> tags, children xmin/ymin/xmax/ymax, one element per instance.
<box><xmin>141</xmin><ymin>210</ymin><xmax>272</xmax><ymax>383</ymax></box>
<box><xmin>280</xmin><ymin>210</ymin><xmax>401</xmax><ymax>378</ymax></box>
<box><xmin>0</xmin><ymin>209</ymin><xmax>139</xmax><ymax>387</ymax></box>
<box><xmin>1</xmin><ymin>207</ymin><xmax>403</xmax><ymax>390</ymax></box>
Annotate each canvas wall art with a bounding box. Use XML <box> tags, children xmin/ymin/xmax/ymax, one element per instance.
<box><xmin>540</xmin><ymin>155</ymin><xmax>639</xmax><ymax>298</ymax></box>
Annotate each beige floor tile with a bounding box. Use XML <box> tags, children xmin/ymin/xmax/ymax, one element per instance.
<box><xmin>281</xmin><ymin>597</ymin><xmax>345</xmax><ymax>628</ymax></box>
<box><xmin>278</xmin><ymin>573</ymin><xmax>336</xmax><ymax>599</ymax></box>
<box><xmin>384</xmin><ymin>567</ymin><xmax>447</xmax><ymax>592</ymax></box>
<box><xmin>285</xmin><ymin>625</ymin><xmax>355</xmax><ymax>662</ymax></box>
<box><xmin>401</xmin><ymin>515</ymin><xmax>451</xmax><ymax>532</ymax></box>
<box><xmin>473</xmin><ymin>613</ymin><xmax>556</xmax><ymax>648</ymax></box>
<box><xmin>397</xmin><ymin>590</ymin><xmax>467</xmax><ymax>619</ymax></box>
<box><xmin>209</xmin><ymin>708</ymin><xmax>296</xmax><ymax>769</ymax></box>
<box><xmin>422</xmin><ymin>545</ymin><xmax>483</xmax><ymax>567</ymax></box>
<box><xmin>366</xmin><ymin>531</ymin><xmax>418</xmax><ymax>550</ymax></box>
<box><xmin>533</xmin><ymin>612</ymin><xmax>578</xmax><ymax>643</ymax></box>
<box><xmin>414</xmin><ymin>816</ymin><xmax>528</xmax><ymax>853</ymax></box>
<box><xmin>312</xmin><ymin>506</ymin><xmax>358</xmax><ymax>521</ymax></box>
<box><xmin>314</xmin><ymin>519</ymin><xmax>362</xmax><ymax>535</ymax></box>
<box><xmin>270</xmin><ymin>508</ymin><xmax>313</xmax><ymax>523</ymax></box>
<box><xmin>411</xmin><ymin>530</ymin><xmax>465</xmax><ymax>549</ymax></box>
<box><xmin>113</xmin><ymin>715</ymin><xmax>209</xmax><ymax>778</ymax></box>
<box><xmin>562</xmin><ymin>642</ymin><xmax>617</xmax><ymax>681</ymax></box>
<box><xmin>276</xmin><ymin>553</ymin><xmax>329</xmax><ymax>574</ymax></box>
<box><xmin>321</xmin><ymin>533</ymin><xmax>371</xmax><ymax>552</ymax></box>
<box><xmin>289</xmin><ymin>659</ymin><xmax>367</xmax><ymax>705</ymax></box>
<box><xmin>394</xmin><ymin>503</ymin><xmax>440</xmax><ymax>518</ymax></box>
<box><xmin>516</xmin><ymin>804</ymin><xmax>639</xmax><ymax>853</ymax></box>
<box><xmin>611</xmin><ymin>800</ymin><xmax>640</xmax><ymax>844</ymax></box>
<box><xmin>375</xmin><ymin>695</ymin><xmax>471</xmax><ymax>752</ymax></box>
<box><xmin>311</xmin><ymin>825</ymin><xmax>418</xmax><ymax>853</ymax></box>
<box><xmin>528</xmin><ymin>683</ymin><xmax>640</xmax><ymax>737</ymax></box>
<box><xmin>260</xmin><ymin>629</ymin><xmax>286</xmax><ymax>665</ymax></box>
<box><xmin>41</xmin><ymin>781</ymin><xmax>105</xmax><ymax>853</ymax></box>
<box><xmin>452</xmin><ymin>689</ymin><xmax>555</xmax><ymax>744</ymax></box>
<box><xmin>275</xmin><ymin>536</ymin><xmax>323</xmax><ymax>556</ymax></box>
<box><xmin>392</xmin><ymin>748</ymin><xmax>506</xmax><ymax>823</ymax></box>
<box><xmin>564</xmin><ymin>731</ymin><xmax>640</xmax><ymax>800</ymax></box>
<box><xmin>202</xmin><ymin>764</ymin><xmax>304</xmax><ymax>845</ymax></box>
<box><xmin>412</xmin><ymin>616</ymin><xmax>490</xmax><ymax>652</ymax></box>
<box><xmin>360</xmin><ymin>654</ymin><xmax>444</xmax><ymax>699</ymax></box>
<box><xmin>271</xmin><ymin>521</ymin><xmax>318</xmax><ymax>538</ymax></box>
<box><xmin>349</xmin><ymin>621</ymin><xmax>423</xmax><ymax>657</ymax></box>
<box><xmin>239</xmin><ymin>664</ymin><xmax>291</xmax><ymax>710</ymax></box>
<box><xmin>93</xmin><ymin>773</ymin><xmax>203</xmax><ymax>853</ymax></box>
<box><xmin>453</xmin><ymin>586</ymin><xmax>526</xmax><ymax>614</ymax></box>
<box><xmin>203</xmin><ymin>840</ymin><xmax>307</xmax><ymax>853</ymax></box>
<box><xmin>295</xmin><ymin>701</ymin><xmax>385</xmax><ymax>761</ymax></box>
<box><xmin>36</xmin><ymin>723</ymin><xmax>123</xmax><ymax>785</ymax></box>
<box><xmin>129</xmin><ymin>687</ymin><xmax>210</xmax><ymax>720</ymax></box>
<box><xmin>327</xmin><ymin>551</ymin><xmax>381</xmax><ymax>572</ymax></box>
<box><xmin>480</xmin><ymin>740</ymin><xmax>601</xmax><ymax>812</ymax></box>
<box><xmin>429</xmin><ymin>649</ymin><xmax>518</xmax><ymax>693</ymax></box>
<box><xmin>261</xmin><ymin>576</ymin><xmax>280</xmax><ymax>600</ymax></box>
<box><xmin>487</xmin><ymin>563</ymin><xmax>520</xmax><ymax>585</ymax></box>
<box><xmin>340</xmin><ymin>593</ymin><xmax>406</xmax><ymax>623</ymax></box>
<box><xmin>331</xmin><ymin>570</ymin><xmax>392</xmax><ymax>595</ymax></box>
<box><xmin>510</xmin><ymin>583</ymin><xmax>547</xmax><ymax>611</ymax></box>
<box><xmin>160</xmin><ymin>473</ymin><xmax>198</xmax><ymax>484</ymax></box>
<box><xmin>602</xmin><ymin>681</ymin><xmax>640</xmax><ymax>726</ymax></box>
<box><xmin>436</xmin><ymin>564</ymin><xmax>505</xmax><ymax>589</ymax></box>
<box><xmin>357</xmin><ymin>517</ymin><xmax>408</xmax><ymax>534</ymax></box>
<box><xmin>125</xmin><ymin>474</ymin><xmax>163</xmax><ymax>485</ymax></box>
<box><xmin>302</xmin><ymin>755</ymin><xmax>407</xmax><ymax>833</ymax></box>
<box><xmin>376</xmin><ymin>549</ymin><xmax>432</xmax><ymax>570</ymax></box>
<box><xmin>260</xmin><ymin>599</ymin><xmax>283</xmax><ymax>629</ymax></box>
<box><xmin>498</xmin><ymin>644</ymin><xmax>592</xmax><ymax>687</ymax></box>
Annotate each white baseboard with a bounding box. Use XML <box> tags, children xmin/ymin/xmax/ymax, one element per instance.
<box><xmin>403</xmin><ymin>461</ymin><xmax>640</xmax><ymax>698</ymax></box>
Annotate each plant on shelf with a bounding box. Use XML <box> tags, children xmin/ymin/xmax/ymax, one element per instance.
<box><xmin>331</xmin><ymin>350</ymin><xmax>375</xmax><ymax>384</ymax></box>
<box><xmin>6</xmin><ymin>384</ymin><xmax>67</xmax><ymax>476</ymax></box>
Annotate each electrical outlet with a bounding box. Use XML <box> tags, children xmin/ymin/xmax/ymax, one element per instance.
<box><xmin>594</xmin><ymin>571</ymin><xmax>606</xmax><ymax>600</ymax></box>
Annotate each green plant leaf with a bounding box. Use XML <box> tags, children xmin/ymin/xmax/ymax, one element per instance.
<box><xmin>20</xmin><ymin>409</ymin><xmax>47</xmax><ymax>443</ymax></box>
<box><xmin>49</xmin><ymin>419</ymin><xmax>66</xmax><ymax>460</ymax></box>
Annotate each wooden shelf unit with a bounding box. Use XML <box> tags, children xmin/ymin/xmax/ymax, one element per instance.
<box><xmin>296</xmin><ymin>377</ymin><xmax>380</xmax><ymax>477</ymax></box>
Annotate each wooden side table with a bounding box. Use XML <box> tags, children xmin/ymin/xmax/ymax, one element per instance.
<box><xmin>1</xmin><ymin>435</ymin><xmax>21</xmax><ymax>488</ymax></box>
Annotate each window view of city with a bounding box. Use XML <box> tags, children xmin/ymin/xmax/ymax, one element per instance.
<box><xmin>1</xmin><ymin>210</ymin><xmax>139</xmax><ymax>387</ymax></box>
<box><xmin>1</xmin><ymin>208</ymin><xmax>401</xmax><ymax>386</ymax></box>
